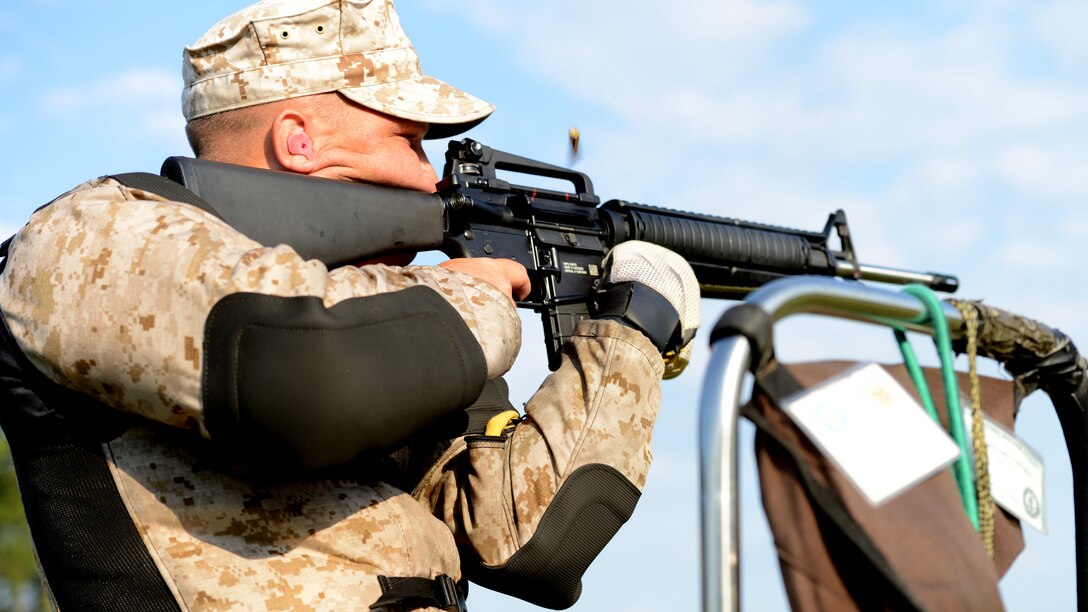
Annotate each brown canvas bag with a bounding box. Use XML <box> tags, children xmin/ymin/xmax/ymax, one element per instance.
<box><xmin>750</xmin><ymin>361</ymin><xmax>1024</xmax><ymax>612</ymax></box>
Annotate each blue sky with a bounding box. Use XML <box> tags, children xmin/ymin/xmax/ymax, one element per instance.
<box><xmin>1</xmin><ymin>1</ymin><xmax>1086</xmax><ymax>610</ymax></box>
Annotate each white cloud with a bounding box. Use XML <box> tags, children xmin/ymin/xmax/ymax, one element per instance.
<box><xmin>43</xmin><ymin>69</ymin><xmax>179</xmax><ymax>114</ymax></box>
<box><xmin>714</xmin><ymin>30</ymin><xmax>1085</xmax><ymax>160</ymax></box>
<box><xmin>428</xmin><ymin>0</ymin><xmax>808</xmax><ymax>102</ymax></box>
<box><xmin>1060</xmin><ymin>214</ymin><xmax>1088</xmax><ymax>240</ymax></box>
<box><xmin>1032</xmin><ymin>0</ymin><xmax>1088</xmax><ymax>63</ymax></box>
<box><xmin>905</xmin><ymin>155</ymin><xmax>981</xmax><ymax>196</ymax></box>
<box><xmin>991</xmin><ymin>144</ymin><xmax>1088</xmax><ymax>200</ymax></box>
<box><xmin>0</xmin><ymin>219</ymin><xmax>20</xmax><ymax>239</ymax></box>
<box><xmin>447</xmin><ymin>2</ymin><xmax>1088</xmax><ymax>169</ymax></box>
<box><xmin>37</xmin><ymin>68</ymin><xmax>186</xmax><ymax>149</ymax></box>
<box><xmin>995</xmin><ymin>238</ymin><xmax>1076</xmax><ymax>271</ymax></box>
<box><xmin>893</xmin><ymin>142</ymin><xmax>1088</xmax><ymax>206</ymax></box>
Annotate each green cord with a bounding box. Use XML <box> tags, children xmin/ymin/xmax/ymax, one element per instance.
<box><xmin>894</xmin><ymin>329</ymin><xmax>940</xmax><ymax>423</ymax></box>
<box><xmin>895</xmin><ymin>285</ymin><xmax>979</xmax><ymax>531</ymax></box>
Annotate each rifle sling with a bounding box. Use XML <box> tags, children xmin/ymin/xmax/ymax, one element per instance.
<box><xmin>112</xmin><ymin>172</ymin><xmax>225</xmax><ymax>220</ymax></box>
<box><xmin>0</xmin><ymin>173</ymin><xmax>220</xmax><ymax>272</ymax></box>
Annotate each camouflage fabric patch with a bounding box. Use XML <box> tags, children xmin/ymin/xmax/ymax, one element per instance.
<box><xmin>182</xmin><ymin>0</ymin><xmax>494</xmax><ymax>127</ymax></box>
<box><xmin>946</xmin><ymin>298</ymin><xmax>1080</xmax><ymax>365</ymax></box>
<box><xmin>107</xmin><ymin>425</ymin><xmax>458</xmax><ymax>610</ymax></box>
<box><xmin>414</xmin><ymin>319</ymin><xmax>663</xmax><ymax>566</ymax></box>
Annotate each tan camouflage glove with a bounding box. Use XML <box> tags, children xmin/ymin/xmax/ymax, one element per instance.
<box><xmin>595</xmin><ymin>241</ymin><xmax>701</xmax><ymax>378</ymax></box>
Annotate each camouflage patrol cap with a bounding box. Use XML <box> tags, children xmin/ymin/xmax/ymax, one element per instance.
<box><xmin>182</xmin><ymin>0</ymin><xmax>494</xmax><ymax>138</ymax></box>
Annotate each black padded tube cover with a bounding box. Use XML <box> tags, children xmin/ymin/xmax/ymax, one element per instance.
<box><xmin>202</xmin><ymin>288</ymin><xmax>488</xmax><ymax>469</ymax></box>
<box><xmin>465</xmin><ymin>463</ymin><xmax>641</xmax><ymax>610</ymax></box>
<box><xmin>709</xmin><ymin>302</ymin><xmax>776</xmax><ymax>371</ymax></box>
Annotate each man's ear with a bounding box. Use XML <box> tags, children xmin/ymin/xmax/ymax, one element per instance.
<box><xmin>271</xmin><ymin>109</ymin><xmax>319</xmax><ymax>173</ymax></box>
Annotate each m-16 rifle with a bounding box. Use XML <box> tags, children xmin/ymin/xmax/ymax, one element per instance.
<box><xmin>159</xmin><ymin>138</ymin><xmax>959</xmax><ymax>370</ymax></box>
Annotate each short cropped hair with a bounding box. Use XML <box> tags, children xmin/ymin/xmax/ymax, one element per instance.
<box><xmin>185</xmin><ymin>93</ymin><xmax>357</xmax><ymax>159</ymax></box>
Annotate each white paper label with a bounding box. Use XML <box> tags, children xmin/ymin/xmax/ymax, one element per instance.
<box><xmin>961</xmin><ymin>406</ymin><xmax>1047</xmax><ymax>533</ymax></box>
<box><xmin>782</xmin><ymin>363</ymin><xmax>961</xmax><ymax>507</ymax></box>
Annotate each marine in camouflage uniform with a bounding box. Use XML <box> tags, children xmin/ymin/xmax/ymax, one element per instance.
<box><xmin>0</xmin><ymin>1</ymin><xmax>700</xmax><ymax>610</ymax></box>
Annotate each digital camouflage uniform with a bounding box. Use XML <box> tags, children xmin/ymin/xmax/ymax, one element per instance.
<box><xmin>0</xmin><ymin>1</ymin><xmax>680</xmax><ymax>609</ymax></box>
<box><xmin>0</xmin><ymin>178</ymin><xmax>664</xmax><ymax>611</ymax></box>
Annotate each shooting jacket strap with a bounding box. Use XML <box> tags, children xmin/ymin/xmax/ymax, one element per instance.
<box><xmin>748</xmin><ymin>361</ymin><xmax>924</xmax><ymax>612</ymax></box>
<box><xmin>110</xmin><ymin>172</ymin><xmax>224</xmax><ymax>221</ymax></box>
<box><xmin>372</xmin><ymin>574</ymin><xmax>467</xmax><ymax>612</ymax></box>
<box><xmin>0</xmin><ymin>173</ymin><xmax>218</xmax><ymax>273</ymax></box>
<box><xmin>0</xmin><ymin>235</ymin><xmax>11</xmax><ymax>275</ymax></box>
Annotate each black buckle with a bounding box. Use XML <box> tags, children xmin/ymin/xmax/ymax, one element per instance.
<box><xmin>372</xmin><ymin>574</ymin><xmax>467</xmax><ymax>611</ymax></box>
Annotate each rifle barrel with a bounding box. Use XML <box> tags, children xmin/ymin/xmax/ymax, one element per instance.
<box><xmin>837</xmin><ymin>261</ymin><xmax>959</xmax><ymax>293</ymax></box>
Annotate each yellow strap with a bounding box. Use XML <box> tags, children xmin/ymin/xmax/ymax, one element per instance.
<box><xmin>485</xmin><ymin>410</ymin><xmax>522</xmax><ymax>437</ymax></box>
<box><xmin>662</xmin><ymin>346</ymin><xmax>691</xmax><ymax>380</ymax></box>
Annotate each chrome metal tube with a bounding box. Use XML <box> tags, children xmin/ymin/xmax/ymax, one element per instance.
<box><xmin>699</xmin><ymin>336</ymin><xmax>752</xmax><ymax>612</ymax></box>
<box><xmin>748</xmin><ymin>276</ymin><xmax>964</xmax><ymax>337</ymax></box>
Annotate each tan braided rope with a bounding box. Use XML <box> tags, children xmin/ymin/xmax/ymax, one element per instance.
<box><xmin>954</xmin><ymin>300</ymin><xmax>996</xmax><ymax>558</ymax></box>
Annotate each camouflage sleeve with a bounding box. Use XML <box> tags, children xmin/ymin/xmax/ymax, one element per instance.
<box><xmin>412</xmin><ymin>318</ymin><xmax>664</xmax><ymax>606</ymax></box>
<box><xmin>0</xmin><ymin>178</ymin><xmax>520</xmax><ymax>437</ymax></box>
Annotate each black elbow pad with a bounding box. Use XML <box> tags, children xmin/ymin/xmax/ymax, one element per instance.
<box><xmin>464</xmin><ymin>463</ymin><xmax>641</xmax><ymax>609</ymax></box>
<box><xmin>202</xmin><ymin>287</ymin><xmax>488</xmax><ymax>469</ymax></box>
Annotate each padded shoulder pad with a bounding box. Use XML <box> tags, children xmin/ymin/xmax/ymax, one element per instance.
<box><xmin>465</xmin><ymin>463</ymin><xmax>641</xmax><ymax>609</ymax></box>
<box><xmin>203</xmin><ymin>287</ymin><xmax>488</xmax><ymax>469</ymax></box>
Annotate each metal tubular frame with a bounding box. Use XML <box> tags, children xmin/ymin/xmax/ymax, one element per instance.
<box><xmin>699</xmin><ymin>276</ymin><xmax>967</xmax><ymax>612</ymax></box>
